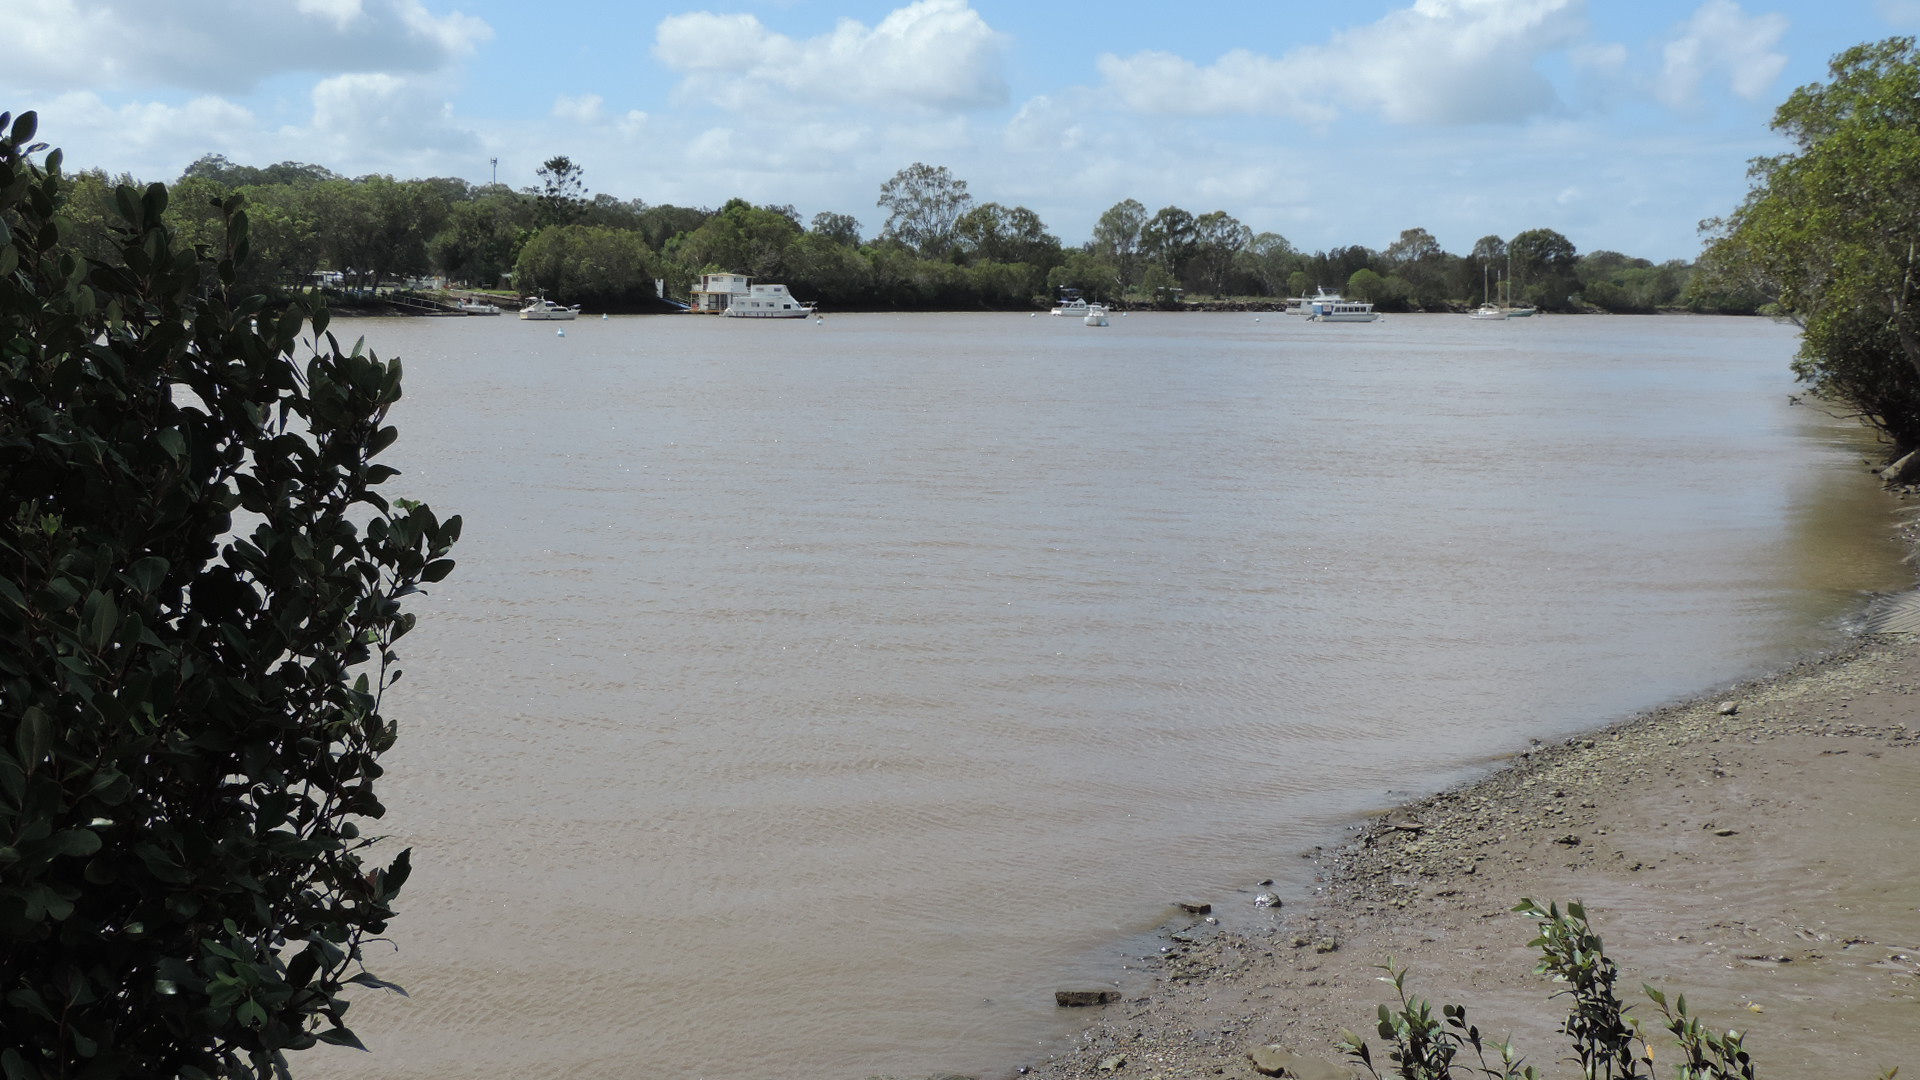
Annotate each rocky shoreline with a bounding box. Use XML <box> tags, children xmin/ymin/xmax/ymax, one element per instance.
<box><xmin>981</xmin><ymin>633</ymin><xmax>1920</xmax><ymax>1080</ymax></box>
<box><xmin>861</xmin><ymin>626</ymin><xmax>1920</xmax><ymax>1080</ymax></box>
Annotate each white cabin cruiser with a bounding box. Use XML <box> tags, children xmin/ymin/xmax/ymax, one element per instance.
<box><xmin>1083</xmin><ymin>303</ymin><xmax>1110</xmax><ymax>327</ymax></box>
<box><xmin>1050</xmin><ymin>288</ymin><xmax>1091</xmax><ymax>316</ymax></box>
<box><xmin>519</xmin><ymin>297</ymin><xmax>580</xmax><ymax>321</ymax></box>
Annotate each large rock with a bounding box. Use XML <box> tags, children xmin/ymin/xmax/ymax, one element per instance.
<box><xmin>1054</xmin><ymin>987</ymin><xmax>1121</xmax><ymax>1006</ymax></box>
<box><xmin>1247</xmin><ymin>1044</ymin><xmax>1351</xmax><ymax>1080</ymax></box>
<box><xmin>1882</xmin><ymin>450</ymin><xmax>1920</xmax><ymax>485</ymax></box>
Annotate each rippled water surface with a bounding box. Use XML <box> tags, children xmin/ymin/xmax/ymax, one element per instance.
<box><xmin>305</xmin><ymin>312</ymin><xmax>1909</xmax><ymax>1080</ymax></box>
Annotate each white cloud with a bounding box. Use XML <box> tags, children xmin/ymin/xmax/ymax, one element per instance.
<box><xmin>1096</xmin><ymin>0</ymin><xmax>1588</xmax><ymax>125</ymax></box>
<box><xmin>4</xmin><ymin>0</ymin><xmax>490</xmax><ymax>94</ymax></box>
<box><xmin>554</xmin><ymin>94</ymin><xmax>606</xmax><ymax>125</ymax></box>
<box><xmin>20</xmin><ymin>92</ymin><xmax>261</xmax><ymax>172</ymax></box>
<box><xmin>1653</xmin><ymin>0</ymin><xmax>1788</xmax><ymax>108</ymax></box>
<box><xmin>296</xmin><ymin>0</ymin><xmax>364</xmax><ymax>31</ymax></box>
<box><xmin>653</xmin><ymin>0</ymin><xmax>1008</xmax><ymax>112</ymax></box>
<box><xmin>1877</xmin><ymin>0</ymin><xmax>1920</xmax><ymax>26</ymax></box>
<box><xmin>306</xmin><ymin>73</ymin><xmax>483</xmax><ymax>167</ymax></box>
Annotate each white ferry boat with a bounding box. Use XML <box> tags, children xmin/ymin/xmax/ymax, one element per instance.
<box><xmin>519</xmin><ymin>297</ymin><xmax>580</xmax><ymax>321</ymax></box>
<box><xmin>1304</xmin><ymin>289</ymin><xmax>1378</xmax><ymax>323</ymax></box>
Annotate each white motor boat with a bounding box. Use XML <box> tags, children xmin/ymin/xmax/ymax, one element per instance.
<box><xmin>1468</xmin><ymin>303</ymin><xmax>1508</xmax><ymax>320</ymax></box>
<box><xmin>519</xmin><ymin>297</ymin><xmax>581</xmax><ymax>321</ymax></box>
<box><xmin>1083</xmin><ymin>303</ymin><xmax>1110</xmax><ymax>327</ymax></box>
<box><xmin>1304</xmin><ymin>289</ymin><xmax>1379</xmax><ymax>323</ymax></box>
<box><xmin>1050</xmin><ymin>288</ymin><xmax>1091</xmax><ymax>317</ymax></box>
<box><xmin>458</xmin><ymin>299</ymin><xmax>503</xmax><ymax>316</ymax></box>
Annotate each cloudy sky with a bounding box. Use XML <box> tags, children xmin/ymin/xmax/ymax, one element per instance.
<box><xmin>6</xmin><ymin>0</ymin><xmax>1917</xmax><ymax>260</ymax></box>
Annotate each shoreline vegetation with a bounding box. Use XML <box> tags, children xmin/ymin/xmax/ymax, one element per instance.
<box><xmin>50</xmin><ymin>153</ymin><xmax>1730</xmax><ymax>321</ymax></box>
<box><xmin>989</xmin><ymin>544</ymin><xmax>1920</xmax><ymax>1080</ymax></box>
<box><xmin>325</xmin><ymin>289</ymin><xmax>1718</xmax><ymax>318</ymax></box>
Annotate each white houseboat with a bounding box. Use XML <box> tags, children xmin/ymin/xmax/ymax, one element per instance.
<box><xmin>691</xmin><ymin>273</ymin><xmax>815</xmax><ymax>318</ymax></box>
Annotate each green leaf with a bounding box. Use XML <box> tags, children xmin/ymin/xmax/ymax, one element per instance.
<box><xmin>49</xmin><ymin>828</ymin><xmax>102</xmax><ymax>857</ymax></box>
<box><xmin>86</xmin><ymin>589</ymin><xmax>118</xmax><ymax>650</ymax></box>
<box><xmin>114</xmin><ymin>183</ymin><xmax>140</xmax><ymax>228</ymax></box>
<box><xmin>15</xmin><ymin>707</ymin><xmax>51</xmax><ymax>768</ymax></box>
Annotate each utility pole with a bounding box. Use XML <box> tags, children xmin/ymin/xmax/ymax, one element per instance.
<box><xmin>490</xmin><ymin>157</ymin><xmax>498</xmax><ymax>186</ymax></box>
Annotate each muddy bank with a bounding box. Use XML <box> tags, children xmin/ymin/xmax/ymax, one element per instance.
<box><xmin>992</xmin><ymin>634</ymin><xmax>1920</xmax><ymax>1080</ymax></box>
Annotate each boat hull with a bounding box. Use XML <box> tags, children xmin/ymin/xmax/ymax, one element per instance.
<box><xmin>722</xmin><ymin>307</ymin><xmax>813</xmax><ymax>319</ymax></box>
<box><xmin>519</xmin><ymin>310</ymin><xmax>578</xmax><ymax>321</ymax></box>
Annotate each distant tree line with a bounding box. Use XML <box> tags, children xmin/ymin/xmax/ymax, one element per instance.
<box><xmin>47</xmin><ymin>153</ymin><xmax>1745</xmax><ymax>315</ymax></box>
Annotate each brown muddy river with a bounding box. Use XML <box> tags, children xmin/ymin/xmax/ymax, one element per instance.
<box><xmin>302</xmin><ymin>311</ymin><xmax>1910</xmax><ymax>1080</ymax></box>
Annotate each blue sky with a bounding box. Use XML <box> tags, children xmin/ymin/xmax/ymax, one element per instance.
<box><xmin>6</xmin><ymin>0</ymin><xmax>1919</xmax><ymax>260</ymax></box>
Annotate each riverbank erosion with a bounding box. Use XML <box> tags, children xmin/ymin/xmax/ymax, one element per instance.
<box><xmin>995</xmin><ymin>634</ymin><xmax>1920</xmax><ymax>1080</ymax></box>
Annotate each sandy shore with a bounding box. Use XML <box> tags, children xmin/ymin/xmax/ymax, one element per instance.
<box><xmin>999</xmin><ymin>629</ymin><xmax>1920</xmax><ymax>1080</ymax></box>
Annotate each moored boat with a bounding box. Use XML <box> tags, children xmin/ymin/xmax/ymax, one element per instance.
<box><xmin>721</xmin><ymin>282</ymin><xmax>814</xmax><ymax>318</ymax></box>
<box><xmin>1050</xmin><ymin>287</ymin><xmax>1090</xmax><ymax>317</ymax></box>
<box><xmin>458</xmin><ymin>299</ymin><xmax>503</xmax><ymax>315</ymax></box>
<box><xmin>1304</xmin><ymin>288</ymin><xmax>1378</xmax><ymax>322</ymax></box>
<box><xmin>1469</xmin><ymin>303</ymin><xmax>1508</xmax><ymax>320</ymax></box>
<box><xmin>692</xmin><ymin>273</ymin><xmax>815</xmax><ymax>318</ymax></box>
<box><xmin>519</xmin><ymin>297</ymin><xmax>580</xmax><ymax>321</ymax></box>
<box><xmin>1083</xmin><ymin>303</ymin><xmax>1110</xmax><ymax>327</ymax></box>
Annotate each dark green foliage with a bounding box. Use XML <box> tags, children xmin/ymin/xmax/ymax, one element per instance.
<box><xmin>1522</xmin><ymin>899</ymin><xmax>1646</xmax><ymax>1079</ymax></box>
<box><xmin>1510</xmin><ymin>228</ymin><xmax>1580</xmax><ymax>311</ymax></box>
<box><xmin>1345</xmin><ymin>900</ymin><xmax>1770</xmax><ymax>1080</ymax></box>
<box><xmin>1701</xmin><ymin>37</ymin><xmax>1920</xmax><ymax>451</ymax></box>
<box><xmin>179</xmin><ymin>155</ymin><xmax>342</xmax><ymax>190</ymax></box>
<box><xmin>514</xmin><ymin>223</ymin><xmax>657</xmax><ymax>310</ymax></box>
<box><xmin>1</xmin><ymin>110</ymin><xmax>458</xmax><ymax>1077</ymax></box>
<box><xmin>1342</xmin><ymin>962</ymin><xmax>1534</xmax><ymax>1080</ymax></box>
<box><xmin>876</xmin><ymin>162</ymin><xmax>973</xmax><ymax>257</ymax></box>
<box><xmin>533</xmin><ymin>155</ymin><xmax>586</xmax><ymax>229</ymax></box>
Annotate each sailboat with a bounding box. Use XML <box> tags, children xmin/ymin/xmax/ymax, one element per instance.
<box><xmin>1470</xmin><ymin>261</ymin><xmax>1506</xmax><ymax>320</ymax></box>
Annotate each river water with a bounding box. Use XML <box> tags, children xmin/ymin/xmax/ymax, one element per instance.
<box><xmin>303</xmin><ymin>311</ymin><xmax>1909</xmax><ymax>1080</ymax></box>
